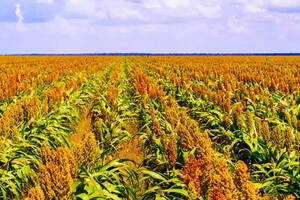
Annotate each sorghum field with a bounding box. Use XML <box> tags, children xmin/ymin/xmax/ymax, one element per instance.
<box><xmin>0</xmin><ymin>55</ymin><xmax>299</xmax><ymax>200</ymax></box>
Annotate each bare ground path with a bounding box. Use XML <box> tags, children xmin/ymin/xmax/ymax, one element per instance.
<box><xmin>113</xmin><ymin>58</ymin><xmax>145</xmax><ymax>168</ymax></box>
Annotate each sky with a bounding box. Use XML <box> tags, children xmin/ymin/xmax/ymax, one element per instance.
<box><xmin>0</xmin><ymin>0</ymin><xmax>300</xmax><ymax>54</ymax></box>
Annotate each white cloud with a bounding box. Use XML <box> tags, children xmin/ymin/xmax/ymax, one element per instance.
<box><xmin>35</xmin><ymin>0</ymin><xmax>54</xmax><ymax>3</ymax></box>
<box><xmin>228</xmin><ymin>18</ymin><xmax>246</xmax><ymax>33</ymax></box>
<box><xmin>60</xmin><ymin>0</ymin><xmax>227</xmax><ymax>26</ymax></box>
<box><xmin>163</xmin><ymin>0</ymin><xmax>191</xmax><ymax>8</ymax></box>
<box><xmin>110</xmin><ymin>7</ymin><xmax>147</xmax><ymax>21</ymax></box>
<box><xmin>143</xmin><ymin>0</ymin><xmax>162</xmax><ymax>8</ymax></box>
<box><xmin>49</xmin><ymin>16</ymin><xmax>82</xmax><ymax>36</ymax></box>
<box><xmin>270</xmin><ymin>0</ymin><xmax>300</xmax><ymax>7</ymax></box>
<box><xmin>103</xmin><ymin>1</ymin><xmax>148</xmax><ymax>21</ymax></box>
<box><xmin>238</xmin><ymin>0</ymin><xmax>300</xmax><ymax>14</ymax></box>
<box><xmin>2</xmin><ymin>0</ymin><xmax>300</xmax><ymax>54</ymax></box>
<box><xmin>15</xmin><ymin>4</ymin><xmax>23</xmax><ymax>23</ymax></box>
<box><xmin>244</xmin><ymin>4</ymin><xmax>266</xmax><ymax>13</ymax></box>
<box><xmin>64</xmin><ymin>0</ymin><xmax>150</xmax><ymax>21</ymax></box>
<box><xmin>197</xmin><ymin>4</ymin><xmax>221</xmax><ymax>18</ymax></box>
<box><xmin>64</xmin><ymin>0</ymin><xmax>107</xmax><ymax>19</ymax></box>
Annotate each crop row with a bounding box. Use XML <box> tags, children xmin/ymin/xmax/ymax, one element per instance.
<box><xmin>0</xmin><ymin>56</ymin><xmax>298</xmax><ymax>200</ymax></box>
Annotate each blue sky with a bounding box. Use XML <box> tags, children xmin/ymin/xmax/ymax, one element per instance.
<box><xmin>0</xmin><ymin>0</ymin><xmax>300</xmax><ymax>54</ymax></box>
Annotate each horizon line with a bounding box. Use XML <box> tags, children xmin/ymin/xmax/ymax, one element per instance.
<box><xmin>1</xmin><ymin>53</ymin><xmax>300</xmax><ymax>56</ymax></box>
